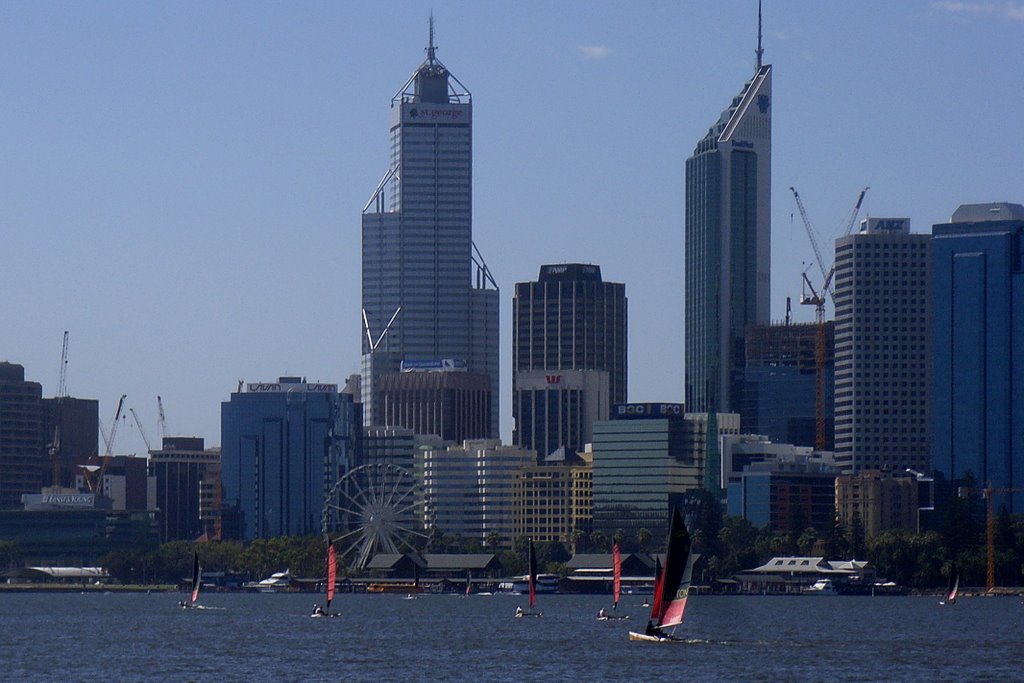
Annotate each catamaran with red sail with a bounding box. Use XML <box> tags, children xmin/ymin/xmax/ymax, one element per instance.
<box><xmin>629</xmin><ymin>507</ymin><xmax>694</xmax><ymax>641</ymax></box>
<box><xmin>598</xmin><ymin>541</ymin><xmax>630</xmax><ymax>620</ymax></box>
<box><xmin>180</xmin><ymin>551</ymin><xmax>202</xmax><ymax>610</ymax></box>
<box><xmin>312</xmin><ymin>540</ymin><xmax>339</xmax><ymax>617</ymax></box>
<box><xmin>515</xmin><ymin>539</ymin><xmax>543</xmax><ymax>618</ymax></box>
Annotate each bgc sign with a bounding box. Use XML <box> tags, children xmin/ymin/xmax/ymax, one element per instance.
<box><xmin>613</xmin><ymin>403</ymin><xmax>684</xmax><ymax>419</ymax></box>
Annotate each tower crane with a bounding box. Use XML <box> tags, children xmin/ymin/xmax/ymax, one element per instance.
<box><xmin>48</xmin><ymin>331</ymin><xmax>70</xmax><ymax>487</ymax></box>
<box><xmin>958</xmin><ymin>485</ymin><xmax>1024</xmax><ymax>591</ymax></box>
<box><xmin>85</xmin><ymin>394</ymin><xmax>126</xmax><ymax>497</ymax></box>
<box><xmin>157</xmin><ymin>395</ymin><xmax>168</xmax><ymax>440</ymax></box>
<box><xmin>790</xmin><ymin>186</ymin><xmax>869</xmax><ymax>451</ymax></box>
<box><xmin>129</xmin><ymin>407</ymin><xmax>153</xmax><ymax>453</ymax></box>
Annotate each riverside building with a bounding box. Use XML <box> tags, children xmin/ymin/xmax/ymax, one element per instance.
<box><xmin>220</xmin><ymin>378</ymin><xmax>357</xmax><ymax>541</ymax></box>
<box><xmin>590</xmin><ymin>403</ymin><xmax>739</xmax><ymax>543</ymax></box>
<box><xmin>360</xmin><ymin>21</ymin><xmax>498</xmax><ymax>437</ymax></box>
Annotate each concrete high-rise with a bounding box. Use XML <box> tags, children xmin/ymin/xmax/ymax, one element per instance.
<box><xmin>833</xmin><ymin>218</ymin><xmax>931</xmax><ymax>474</ymax></box>
<box><xmin>0</xmin><ymin>363</ymin><xmax>43</xmax><ymax>510</ymax></box>
<box><xmin>361</xmin><ymin>21</ymin><xmax>498</xmax><ymax>437</ymax></box>
<box><xmin>932</xmin><ymin>203</ymin><xmax>1024</xmax><ymax>511</ymax></box>
<box><xmin>684</xmin><ymin>18</ymin><xmax>772</xmax><ymax>414</ymax></box>
<box><xmin>512</xmin><ymin>264</ymin><xmax>626</xmax><ymax>457</ymax></box>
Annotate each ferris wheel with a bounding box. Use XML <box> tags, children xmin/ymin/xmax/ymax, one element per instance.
<box><xmin>321</xmin><ymin>463</ymin><xmax>427</xmax><ymax>570</ymax></box>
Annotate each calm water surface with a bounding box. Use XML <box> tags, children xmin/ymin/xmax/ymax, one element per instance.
<box><xmin>2</xmin><ymin>592</ymin><xmax>1021</xmax><ymax>681</ymax></box>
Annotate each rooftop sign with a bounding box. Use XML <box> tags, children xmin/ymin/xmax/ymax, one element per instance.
<box><xmin>612</xmin><ymin>403</ymin><xmax>684</xmax><ymax>419</ymax></box>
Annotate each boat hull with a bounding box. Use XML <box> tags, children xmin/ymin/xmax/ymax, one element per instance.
<box><xmin>628</xmin><ymin>631</ymin><xmax>668</xmax><ymax>642</ymax></box>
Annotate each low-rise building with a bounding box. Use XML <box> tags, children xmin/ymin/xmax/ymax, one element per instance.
<box><xmin>835</xmin><ymin>469</ymin><xmax>918</xmax><ymax>538</ymax></box>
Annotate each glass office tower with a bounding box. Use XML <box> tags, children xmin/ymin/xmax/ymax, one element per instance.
<box><xmin>684</xmin><ymin>51</ymin><xmax>772</xmax><ymax>414</ymax></box>
<box><xmin>932</xmin><ymin>203</ymin><xmax>1024</xmax><ymax>511</ymax></box>
<box><xmin>361</xmin><ymin>23</ymin><xmax>498</xmax><ymax>436</ymax></box>
<box><xmin>220</xmin><ymin>378</ymin><xmax>356</xmax><ymax>541</ymax></box>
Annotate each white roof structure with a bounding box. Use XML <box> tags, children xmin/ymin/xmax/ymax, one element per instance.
<box><xmin>27</xmin><ymin>567</ymin><xmax>108</xmax><ymax>579</ymax></box>
<box><xmin>746</xmin><ymin>557</ymin><xmax>854</xmax><ymax>576</ymax></box>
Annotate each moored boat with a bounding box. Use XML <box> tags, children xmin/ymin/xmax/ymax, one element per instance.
<box><xmin>803</xmin><ymin>579</ymin><xmax>838</xmax><ymax>595</ymax></box>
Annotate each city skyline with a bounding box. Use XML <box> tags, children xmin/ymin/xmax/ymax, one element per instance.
<box><xmin>2</xmin><ymin>3</ymin><xmax>1023</xmax><ymax>453</ymax></box>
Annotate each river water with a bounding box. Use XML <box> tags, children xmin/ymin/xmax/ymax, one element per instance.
<box><xmin>2</xmin><ymin>591</ymin><xmax>1021</xmax><ymax>681</ymax></box>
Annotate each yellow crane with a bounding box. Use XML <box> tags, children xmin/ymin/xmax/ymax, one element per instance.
<box><xmin>790</xmin><ymin>186</ymin><xmax>869</xmax><ymax>450</ymax></box>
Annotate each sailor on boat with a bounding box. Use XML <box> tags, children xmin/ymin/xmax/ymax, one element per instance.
<box><xmin>598</xmin><ymin>608</ymin><xmax>607</xmax><ymax>619</ymax></box>
<box><xmin>644</xmin><ymin>620</ymin><xmax>665</xmax><ymax>639</ymax></box>
<box><xmin>515</xmin><ymin>605</ymin><xmax>524</xmax><ymax>618</ymax></box>
<box><xmin>312</xmin><ymin>603</ymin><xmax>324</xmax><ymax>616</ymax></box>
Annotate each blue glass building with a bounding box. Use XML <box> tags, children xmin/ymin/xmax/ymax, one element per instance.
<box><xmin>684</xmin><ymin>34</ymin><xmax>772</xmax><ymax>414</ymax></box>
<box><xmin>932</xmin><ymin>203</ymin><xmax>1024</xmax><ymax>510</ymax></box>
<box><xmin>221</xmin><ymin>378</ymin><xmax>356</xmax><ymax>540</ymax></box>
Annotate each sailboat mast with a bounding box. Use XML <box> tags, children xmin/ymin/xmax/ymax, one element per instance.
<box><xmin>612</xmin><ymin>541</ymin><xmax>621</xmax><ymax>610</ymax></box>
<box><xmin>528</xmin><ymin>539</ymin><xmax>537</xmax><ymax>609</ymax></box>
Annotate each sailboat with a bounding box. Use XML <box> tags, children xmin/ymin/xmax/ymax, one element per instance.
<box><xmin>940</xmin><ymin>562</ymin><xmax>959</xmax><ymax>606</ymax></box>
<box><xmin>598</xmin><ymin>541</ymin><xmax>629</xmax><ymax>620</ymax></box>
<box><xmin>312</xmin><ymin>540</ymin><xmax>339</xmax><ymax>617</ymax></box>
<box><xmin>463</xmin><ymin>570</ymin><xmax>472</xmax><ymax>597</ymax></box>
<box><xmin>515</xmin><ymin>539</ymin><xmax>543</xmax><ymax>618</ymax></box>
<box><xmin>629</xmin><ymin>507</ymin><xmax>694</xmax><ymax>642</ymax></box>
<box><xmin>180</xmin><ymin>551</ymin><xmax>201</xmax><ymax>609</ymax></box>
<box><xmin>404</xmin><ymin>562</ymin><xmax>423</xmax><ymax>599</ymax></box>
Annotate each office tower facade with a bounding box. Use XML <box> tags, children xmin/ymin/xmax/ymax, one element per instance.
<box><xmin>0</xmin><ymin>362</ymin><xmax>43</xmax><ymax>510</ymax></box>
<box><xmin>361</xmin><ymin>25</ymin><xmax>499</xmax><ymax>436</ymax></box>
<box><xmin>726</xmin><ymin>456</ymin><xmax>839</xmax><ymax>534</ymax></box>
<box><xmin>741</xmin><ymin>322</ymin><xmax>835</xmax><ymax>449</ymax></box>
<box><xmin>376</xmin><ymin>364</ymin><xmax>491</xmax><ymax>443</ymax></box>
<box><xmin>220</xmin><ymin>377</ymin><xmax>357</xmax><ymax>541</ymax></box>
<box><xmin>833</xmin><ymin>218</ymin><xmax>931</xmax><ymax>474</ymax></box>
<box><xmin>415</xmin><ymin>439</ymin><xmax>534</xmax><ymax>548</ymax></box>
<box><xmin>150</xmin><ymin>437</ymin><xmax>221</xmax><ymax>542</ymax></box>
<box><xmin>512</xmin><ymin>369</ymin><xmax>609</xmax><ymax>461</ymax></box>
<box><xmin>41</xmin><ymin>396</ymin><xmax>99</xmax><ymax>488</ymax></box>
<box><xmin>932</xmin><ymin>203</ymin><xmax>1024</xmax><ymax>511</ymax></box>
<box><xmin>591</xmin><ymin>403</ymin><xmax>741</xmax><ymax>542</ymax></box>
<box><xmin>684</xmin><ymin>40</ymin><xmax>772</xmax><ymax>414</ymax></box>
<box><xmin>512</xmin><ymin>263</ymin><xmax>626</xmax><ymax>456</ymax></box>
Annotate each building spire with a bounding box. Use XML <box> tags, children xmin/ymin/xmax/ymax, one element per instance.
<box><xmin>427</xmin><ymin>12</ymin><xmax>437</xmax><ymax>62</ymax></box>
<box><xmin>753</xmin><ymin>0</ymin><xmax>761</xmax><ymax>68</ymax></box>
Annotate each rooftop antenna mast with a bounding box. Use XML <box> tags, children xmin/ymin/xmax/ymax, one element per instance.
<box><xmin>753</xmin><ymin>0</ymin><xmax>761</xmax><ymax>69</ymax></box>
<box><xmin>427</xmin><ymin>13</ymin><xmax>436</xmax><ymax>62</ymax></box>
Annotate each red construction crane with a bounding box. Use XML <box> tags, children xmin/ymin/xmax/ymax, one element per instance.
<box><xmin>790</xmin><ymin>186</ymin><xmax>868</xmax><ymax>451</ymax></box>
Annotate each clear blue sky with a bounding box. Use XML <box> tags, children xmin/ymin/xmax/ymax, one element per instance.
<box><xmin>2</xmin><ymin>1</ymin><xmax>1022</xmax><ymax>454</ymax></box>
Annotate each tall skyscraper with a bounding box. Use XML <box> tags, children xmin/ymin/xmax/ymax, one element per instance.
<box><xmin>833</xmin><ymin>218</ymin><xmax>931</xmax><ymax>474</ymax></box>
<box><xmin>512</xmin><ymin>264</ymin><xmax>626</xmax><ymax>457</ymax></box>
<box><xmin>932</xmin><ymin>203</ymin><xmax>1024</xmax><ymax>511</ymax></box>
<box><xmin>361</xmin><ymin>20</ymin><xmax>499</xmax><ymax>437</ymax></box>
<box><xmin>684</xmin><ymin>13</ymin><xmax>772</xmax><ymax>414</ymax></box>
